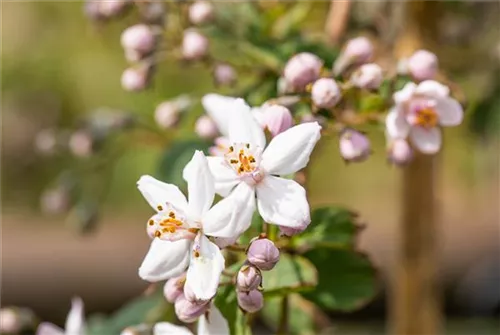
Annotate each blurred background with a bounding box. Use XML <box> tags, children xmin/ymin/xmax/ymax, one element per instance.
<box><xmin>1</xmin><ymin>1</ymin><xmax>499</xmax><ymax>334</ymax></box>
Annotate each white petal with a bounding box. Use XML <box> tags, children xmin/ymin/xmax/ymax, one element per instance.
<box><xmin>393</xmin><ymin>82</ymin><xmax>417</xmax><ymax>105</ymax></box>
<box><xmin>202</xmin><ymin>94</ymin><xmax>238</xmax><ymax>137</ymax></box>
<box><xmin>154</xmin><ymin>322</ymin><xmax>193</xmax><ymax>335</ymax></box>
<box><xmin>206</xmin><ymin>156</ymin><xmax>240</xmax><ymax>197</ymax></box>
<box><xmin>386</xmin><ymin>108</ymin><xmax>410</xmax><ymax>139</ymax></box>
<box><xmin>64</xmin><ymin>297</ymin><xmax>84</xmax><ymax>335</ymax></box>
<box><xmin>187</xmin><ymin>151</ymin><xmax>215</xmax><ymax>219</ymax></box>
<box><xmin>256</xmin><ymin>176</ymin><xmax>310</xmax><ymax>228</ymax></box>
<box><xmin>228</xmin><ymin>99</ymin><xmax>266</xmax><ymax>149</ymax></box>
<box><xmin>139</xmin><ymin>239</ymin><xmax>191</xmax><ymax>282</ymax></box>
<box><xmin>410</xmin><ymin>127</ymin><xmax>442</xmax><ymax>154</ymax></box>
<box><xmin>436</xmin><ymin>97</ymin><xmax>464</xmax><ymax>127</ymax></box>
<box><xmin>415</xmin><ymin>80</ymin><xmax>450</xmax><ymax>98</ymax></box>
<box><xmin>185</xmin><ymin>235</ymin><xmax>225</xmax><ymax>301</ymax></box>
<box><xmin>260</xmin><ymin>122</ymin><xmax>321</xmax><ymax>175</ymax></box>
<box><xmin>36</xmin><ymin>323</ymin><xmax>64</xmax><ymax>335</ymax></box>
<box><xmin>137</xmin><ymin>175</ymin><xmax>188</xmax><ymax>212</ymax></box>
<box><xmin>203</xmin><ymin>182</ymin><xmax>256</xmax><ymax>238</ymax></box>
<box><xmin>198</xmin><ymin>306</ymin><xmax>229</xmax><ymax>335</ymax></box>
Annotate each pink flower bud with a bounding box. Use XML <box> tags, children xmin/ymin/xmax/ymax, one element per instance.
<box><xmin>69</xmin><ymin>130</ymin><xmax>93</xmax><ymax>158</ymax></box>
<box><xmin>163</xmin><ymin>274</ymin><xmax>185</xmax><ymax>303</ymax></box>
<box><xmin>247</xmin><ymin>238</ymin><xmax>280</xmax><ymax>271</ymax></box>
<box><xmin>121</xmin><ymin>66</ymin><xmax>149</xmax><ymax>92</ymax></box>
<box><xmin>195</xmin><ymin>115</ymin><xmax>218</xmax><ymax>139</ymax></box>
<box><xmin>237</xmin><ymin>290</ymin><xmax>263</xmax><ymax>313</ymax></box>
<box><xmin>183</xmin><ymin>282</ymin><xmax>210</xmax><ymax>305</ymax></box>
<box><xmin>214</xmin><ymin>63</ymin><xmax>237</xmax><ymax>86</ymax></box>
<box><xmin>333</xmin><ymin>36</ymin><xmax>373</xmax><ymax>75</ymax></box>
<box><xmin>40</xmin><ymin>188</ymin><xmax>71</xmax><ymax>215</ymax></box>
<box><xmin>174</xmin><ymin>295</ymin><xmax>210</xmax><ymax>323</ymax></box>
<box><xmin>387</xmin><ymin>138</ymin><xmax>413</xmax><ymax>165</ymax></box>
<box><xmin>339</xmin><ymin>129</ymin><xmax>371</xmax><ymax>163</ymax></box>
<box><xmin>139</xmin><ymin>2</ymin><xmax>166</xmax><ymax>24</ymax></box>
<box><xmin>407</xmin><ymin>49</ymin><xmax>438</xmax><ymax>81</ymax></box>
<box><xmin>154</xmin><ymin>102</ymin><xmax>180</xmax><ymax>129</ymax></box>
<box><xmin>34</xmin><ymin>129</ymin><xmax>58</xmax><ymax>156</ymax></box>
<box><xmin>99</xmin><ymin>0</ymin><xmax>130</xmax><ymax>18</ymax></box>
<box><xmin>121</xmin><ymin>24</ymin><xmax>155</xmax><ymax>54</ymax></box>
<box><xmin>0</xmin><ymin>308</ymin><xmax>35</xmax><ymax>334</ymax></box>
<box><xmin>350</xmin><ymin>63</ymin><xmax>383</xmax><ymax>90</ymax></box>
<box><xmin>261</xmin><ymin>105</ymin><xmax>293</xmax><ymax>137</ymax></box>
<box><xmin>236</xmin><ymin>265</ymin><xmax>262</xmax><ymax>292</ymax></box>
<box><xmin>283</xmin><ymin>53</ymin><xmax>323</xmax><ymax>92</ymax></box>
<box><xmin>311</xmin><ymin>78</ymin><xmax>341</xmax><ymax>108</ymax></box>
<box><xmin>279</xmin><ymin>223</ymin><xmax>308</xmax><ymax>237</ymax></box>
<box><xmin>189</xmin><ymin>1</ymin><xmax>214</xmax><ymax>25</ymax></box>
<box><xmin>182</xmin><ymin>30</ymin><xmax>209</xmax><ymax>61</ymax></box>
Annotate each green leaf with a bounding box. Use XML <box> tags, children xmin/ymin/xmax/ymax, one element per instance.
<box><xmin>214</xmin><ymin>285</ymin><xmax>252</xmax><ymax>335</ymax></box>
<box><xmin>359</xmin><ymin>93</ymin><xmax>386</xmax><ymax>113</ymax></box>
<box><xmin>238</xmin><ymin>42</ymin><xmax>284</xmax><ymax>72</ymax></box>
<box><xmin>301</xmin><ymin>248</ymin><xmax>378</xmax><ymax>312</ymax></box>
<box><xmin>157</xmin><ymin>139</ymin><xmax>210</xmax><ymax>188</ymax></box>
<box><xmin>295</xmin><ymin>206</ymin><xmax>360</xmax><ymax>250</ymax></box>
<box><xmin>262</xmin><ymin>254</ymin><xmax>317</xmax><ymax>296</ymax></box>
<box><xmin>271</xmin><ymin>2</ymin><xmax>312</xmax><ymax>39</ymax></box>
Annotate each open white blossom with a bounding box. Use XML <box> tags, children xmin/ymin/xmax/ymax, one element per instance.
<box><xmin>185</xmin><ymin>98</ymin><xmax>321</xmax><ymax>236</ymax></box>
<box><xmin>138</xmin><ymin>151</ymin><xmax>248</xmax><ymax>301</ymax></box>
<box><xmin>36</xmin><ymin>297</ymin><xmax>84</xmax><ymax>335</ymax></box>
<box><xmin>154</xmin><ymin>305</ymin><xmax>228</xmax><ymax>335</ymax></box>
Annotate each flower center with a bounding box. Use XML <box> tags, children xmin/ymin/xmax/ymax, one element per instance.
<box><xmin>224</xmin><ymin>143</ymin><xmax>262</xmax><ymax>175</ymax></box>
<box><xmin>147</xmin><ymin>205</ymin><xmax>198</xmax><ymax>241</ymax></box>
<box><xmin>414</xmin><ymin>107</ymin><xmax>438</xmax><ymax>128</ymax></box>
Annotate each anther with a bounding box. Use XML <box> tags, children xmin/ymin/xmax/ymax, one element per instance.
<box><xmin>230</xmin><ymin>159</ymin><xmax>238</xmax><ymax>164</ymax></box>
<box><xmin>157</xmin><ymin>205</ymin><xmax>163</xmax><ymax>211</ymax></box>
<box><xmin>154</xmin><ymin>230</ymin><xmax>161</xmax><ymax>238</ymax></box>
<box><xmin>168</xmin><ymin>211</ymin><xmax>175</xmax><ymax>218</ymax></box>
<box><xmin>148</xmin><ymin>220</ymin><xmax>155</xmax><ymax>226</ymax></box>
<box><xmin>194</xmin><ymin>250</ymin><xmax>200</xmax><ymax>258</ymax></box>
<box><xmin>229</xmin><ymin>146</ymin><xmax>234</xmax><ymax>152</ymax></box>
<box><xmin>246</xmin><ymin>143</ymin><xmax>250</xmax><ymax>148</ymax></box>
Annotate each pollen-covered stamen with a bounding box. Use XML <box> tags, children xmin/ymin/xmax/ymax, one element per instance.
<box><xmin>146</xmin><ymin>205</ymin><xmax>197</xmax><ymax>241</ymax></box>
<box><xmin>415</xmin><ymin>107</ymin><xmax>438</xmax><ymax>128</ymax></box>
<box><xmin>224</xmin><ymin>143</ymin><xmax>262</xmax><ymax>175</ymax></box>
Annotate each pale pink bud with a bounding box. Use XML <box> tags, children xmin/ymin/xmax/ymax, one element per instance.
<box><xmin>237</xmin><ymin>290</ymin><xmax>263</xmax><ymax>313</ymax></box>
<box><xmin>174</xmin><ymin>295</ymin><xmax>210</xmax><ymax>323</ymax></box>
<box><xmin>154</xmin><ymin>102</ymin><xmax>180</xmax><ymax>129</ymax></box>
<box><xmin>350</xmin><ymin>63</ymin><xmax>383</xmax><ymax>90</ymax></box>
<box><xmin>387</xmin><ymin>138</ymin><xmax>413</xmax><ymax>165</ymax></box>
<box><xmin>311</xmin><ymin>78</ymin><xmax>341</xmax><ymax>108</ymax></box>
<box><xmin>189</xmin><ymin>1</ymin><xmax>214</xmax><ymax>25</ymax></box>
<box><xmin>163</xmin><ymin>274</ymin><xmax>185</xmax><ymax>303</ymax></box>
<box><xmin>214</xmin><ymin>63</ymin><xmax>236</xmax><ymax>86</ymax></box>
<box><xmin>195</xmin><ymin>115</ymin><xmax>218</xmax><ymax>139</ymax></box>
<box><xmin>283</xmin><ymin>53</ymin><xmax>323</xmax><ymax>92</ymax></box>
<box><xmin>247</xmin><ymin>238</ymin><xmax>280</xmax><ymax>271</ymax></box>
<box><xmin>34</xmin><ymin>129</ymin><xmax>58</xmax><ymax>155</ymax></box>
<box><xmin>40</xmin><ymin>188</ymin><xmax>71</xmax><ymax>215</ymax></box>
<box><xmin>139</xmin><ymin>2</ymin><xmax>166</xmax><ymax>24</ymax></box>
<box><xmin>333</xmin><ymin>36</ymin><xmax>373</xmax><ymax>75</ymax></box>
<box><xmin>0</xmin><ymin>308</ymin><xmax>35</xmax><ymax>334</ymax></box>
<box><xmin>277</xmin><ymin>76</ymin><xmax>293</xmax><ymax>95</ymax></box>
<box><xmin>121</xmin><ymin>66</ymin><xmax>149</xmax><ymax>92</ymax></box>
<box><xmin>182</xmin><ymin>30</ymin><xmax>209</xmax><ymax>60</ymax></box>
<box><xmin>236</xmin><ymin>265</ymin><xmax>262</xmax><ymax>292</ymax></box>
<box><xmin>339</xmin><ymin>129</ymin><xmax>371</xmax><ymax>163</ymax></box>
<box><xmin>121</xmin><ymin>24</ymin><xmax>155</xmax><ymax>54</ymax></box>
<box><xmin>279</xmin><ymin>223</ymin><xmax>308</xmax><ymax>237</ymax></box>
<box><xmin>99</xmin><ymin>0</ymin><xmax>130</xmax><ymax>18</ymax></box>
<box><xmin>69</xmin><ymin>130</ymin><xmax>93</xmax><ymax>158</ymax></box>
<box><xmin>262</xmin><ymin>105</ymin><xmax>293</xmax><ymax>137</ymax></box>
<box><xmin>407</xmin><ymin>49</ymin><xmax>438</xmax><ymax>81</ymax></box>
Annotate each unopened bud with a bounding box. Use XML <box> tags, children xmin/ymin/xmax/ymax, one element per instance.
<box><xmin>0</xmin><ymin>307</ymin><xmax>36</xmax><ymax>334</ymax></box>
<box><xmin>163</xmin><ymin>274</ymin><xmax>185</xmax><ymax>303</ymax></box>
<box><xmin>195</xmin><ymin>115</ymin><xmax>218</xmax><ymax>139</ymax></box>
<box><xmin>339</xmin><ymin>129</ymin><xmax>371</xmax><ymax>163</ymax></box>
<box><xmin>387</xmin><ymin>138</ymin><xmax>413</xmax><ymax>166</ymax></box>
<box><xmin>139</xmin><ymin>2</ymin><xmax>166</xmax><ymax>24</ymax></box>
<box><xmin>99</xmin><ymin>0</ymin><xmax>130</xmax><ymax>18</ymax></box>
<box><xmin>154</xmin><ymin>102</ymin><xmax>180</xmax><ymax>129</ymax></box>
<box><xmin>350</xmin><ymin>63</ymin><xmax>383</xmax><ymax>90</ymax></box>
<box><xmin>283</xmin><ymin>53</ymin><xmax>323</xmax><ymax>92</ymax></box>
<box><xmin>34</xmin><ymin>129</ymin><xmax>58</xmax><ymax>156</ymax></box>
<box><xmin>247</xmin><ymin>238</ymin><xmax>280</xmax><ymax>271</ymax></box>
<box><xmin>236</xmin><ymin>265</ymin><xmax>262</xmax><ymax>292</ymax></box>
<box><xmin>121</xmin><ymin>24</ymin><xmax>155</xmax><ymax>54</ymax></box>
<box><xmin>120</xmin><ymin>324</ymin><xmax>151</xmax><ymax>335</ymax></box>
<box><xmin>69</xmin><ymin>130</ymin><xmax>94</xmax><ymax>158</ymax></box>
<box><xmin>407</xmin><ymin>49</ymin><xmax>438</xmax><ymax>81</ymax></box>
<box><xmin>279</xmin><ymin>223</ymin><xmax>308</xmax><ymax>237</ymax></box>
<box><xmin>261</xmin><ymin>105</ymin><xmax>293</xmax><ymax>137</ymax></box>
<box><xmin>311</xmin><ymin>78</ymin><xmax>341</xmax><ymax>108</ymax></box>
<box><xmin>237</xmin><ymin>290</ymin><xmax>263</xmax><ymax>313</ymax></box>
<box><xmin>214</xmin><ymin>63</ymin><xmax>237</xmax><ymax>87</ymax></box>
<box><xmin>182</xmin><ymin>30</ymin><xmax>209</xmax><ymax>61</ymax></box>
<box><xmin>277</xmin><ymin>76</ymin><xmax>293</xmax><ymax>95</ymax></box>
<box><xmin>333</xmin><ymin>36</ymin><xmax>373</xmax><ymax>75</ymax></box>
<box><xmin>40</xmin><ymin>188</ymin><xmax>71</xmax><ymax>215</ymax></box>
<box><xmin>183</xmin><ymin>282</ymin><xmax>210</xmax><ymax>305</ymax></box>
<box><xmin>189</xmin><ymin>1</ymin><xmax>214</xmax><ymax>25</ymax></box>
<box><xmin>121</xmin><ymin>66</ymin><xmax>150</xmax><ymax>92</ymax></box>
<box><xmin>174</xmin><ymin>295</ymin><xmax>210</xmax><ymax>323</ymax></box>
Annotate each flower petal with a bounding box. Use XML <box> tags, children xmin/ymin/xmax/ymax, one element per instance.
<box><xmin>154</xmin><ymin>322</ymin><xmax>193</xmax><ymax>335</ymax></box>
<box><xmin>415</xmin><ymin>80</ymin><xmax>450</xmax><ymax>98</ymax></box>
<box><xmin>410</xmin><ymin>126</ymin><xmax>442</xmax><ymax>154</ymax></box>
<box><xmin>228</xmin><ymin>99</ymin><xmax>266</xmax><ymax>149</ymax></box>
<box><xmin>198</xmin><ymin>306</ymin><xmax>229</xmax><ymax>335</ymax></box>
<box><xmin>137</xmin><ymin>175</ymin><xmax>188</xmax><ymax>212</ymax></box>
<box><xmin>185</xmin><ymin>235</ymin><xmax>225</xmax><ymax>301</ymax></box>
<box><xmin>393</xmin><ymin>82</ymin><xmax>417</xmax><ymax>105</ymax></box>
<box><xmin>202</xmin><ymin>94</ymin><xmax>238</xmax><ymax>137</ymax></box>
<box><xmin>256</xmin><ymin>176</ymin><xmax>310</xmax><ymax>228</ymax></box>
<box><xmin>260</xmin><ymin>122</ymin><xmax>321</xmax><ymax>175</ymax></box>
<box><xmin>36</xmin><ymin>323</ymin><xmax>64</xmax><ymax>335</ymax></box>
<box><xmin>65</xmin><ymin>297</ymin><xmax>85</xmax><ymax>335</ymax></box>
<box><xmin>139</xmin><ymin>238</ymin><xmax>191</xmax><ymax>282</ymax></box>
<box><xmin>386</xmin><ymin>108</ymin><xmax>410</xmax><ymax>139</ymax></box>
<box><xmin>187</xmin><ymin>151</ymin><xmax>215</xmax><ymax>219</ymax></box>
<box><xmin>203</xmin><ymin>182</ymin><xmax>256</xmax><ymax>238</ymax></box>
<box><xmin>206</xmin><ymin>156</ymin><xmax>240</xmax><ymax>197</ymax></box>
<box><xmin>436</xmin><ymin>97</ymin><xmax>463</xmax><ymax>127</ymax></box>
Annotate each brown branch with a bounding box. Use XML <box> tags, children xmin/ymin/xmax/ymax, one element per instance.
<box><xmin>324</xmin><ymin>0</ymin><xmax>352</xmax><ymax>45</ymax></box>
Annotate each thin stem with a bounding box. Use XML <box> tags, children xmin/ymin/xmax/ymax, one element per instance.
<box><xmin>225</xmin><ymin>244</ymin><xmax>247</xmax><ymax>253</ymax></box>
<box><xmin>324</xmin><ymin>0</ymin><xmax>352</xmax><ymax>45</ymax></box>
<box><xmin>277</xmin><ymin>295</ymin><xmax>289</xmax><ymax>335</ymax></box>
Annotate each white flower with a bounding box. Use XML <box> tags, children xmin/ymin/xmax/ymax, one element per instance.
<box><xmin>386</xmin><ymin>80</ymin><xmax>463</xmax><ymax>154</ymax></box>
<box><xmin>185</xmin><ymin>98</ymin><xmax>321</xmax><ymax>235</ymax></box>
<box><xmin>153</xmin><ymin>306</ymin><xmax>228</xmax><ymax>335</ymax></box>
<box><xmin>138</xmin><ymin>151</ymin><xmax>248</xmax><ymax>301</ymax></box>
<box><xmin>36</xmin><ymin>297</ymin><xmax>84</xmax><ymax>335</ymax></box>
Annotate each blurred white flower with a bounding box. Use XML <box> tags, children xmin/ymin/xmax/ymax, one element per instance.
<box><xmin>153</xmin><ymin>306</ymin><xmax>228</xmax><ymax>335</ymax></box>
<box><xmin>36</xmin><ymin>297</ymin><xmax>84</xmax><ymax>335</ymax></box>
